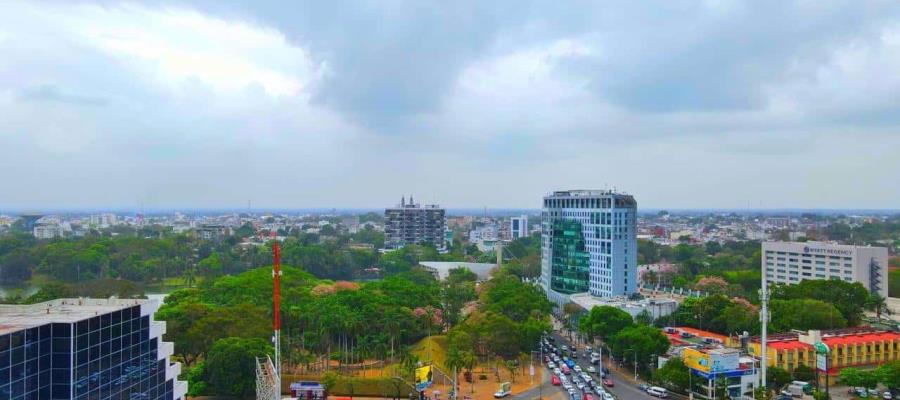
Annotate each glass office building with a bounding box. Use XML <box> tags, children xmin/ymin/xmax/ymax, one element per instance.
<box><xmin>541</xmin><ymin>190</ymin><xmax>637</xmax><ymax>304</ymax></box>
<box><xmin>0</xmin><ymin>298</ymin><xmax>187</xmax><ymax>400</ymax></box>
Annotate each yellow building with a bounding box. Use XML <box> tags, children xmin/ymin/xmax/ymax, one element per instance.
<box><xmin>748</xmin><ymin>328</ymin><xmax>900</xmax><ymax>376</ymax></box>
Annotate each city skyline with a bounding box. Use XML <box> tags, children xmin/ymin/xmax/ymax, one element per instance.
<box><xmin>1</xmin><ymin>1</ymin><xmax>899</xmax><ymax>210</ymax></box>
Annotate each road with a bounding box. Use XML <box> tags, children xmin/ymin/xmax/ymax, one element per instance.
<box><xmin>513</xmin><ymin>328</ymin><xmax>655</xmax><ymax>400</ymax></box>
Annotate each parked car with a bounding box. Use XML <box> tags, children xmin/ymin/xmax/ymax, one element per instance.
<box><xmin>647</xmin><ymin>387</ymin><xmax>668</xmax><ymax>398</ymax></box>
<box><xmin>551</xmin><ymin>376</ymin><xmax>561</xmax><ymax>386</ymax></box>
<box><xmin>882</xmin><ymin>392</ymin><xmax>893</xmax><ymax>400</ymax></box>
<box><xmin>602</xmin><ymin>379</ymin><xmax>614</xmax><ymax>387</ymax></box>
<box><xmin>587</xmin><ymin>366</ymin><xmax>597</xmax><ymax>374</ymax></box>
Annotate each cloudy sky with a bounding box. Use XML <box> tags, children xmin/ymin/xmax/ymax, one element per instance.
<box><xmin>1</xmin><ymin>1</ymin><xmax>899</xmax><ymax>210</ymax></box>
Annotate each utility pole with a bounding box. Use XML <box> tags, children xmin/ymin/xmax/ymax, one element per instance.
<box><xmin>760</xmin><ymin>278</ymin><xmax>769</xmax><ymax>393</ymax></box>
<box><xmin>272</xmin><ymin>234</ymin><xmax>282</xmax><ymax>400</ymax></box>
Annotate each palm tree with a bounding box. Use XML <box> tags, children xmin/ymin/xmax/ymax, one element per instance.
<box><xmin>866</xmin><ymin>293</ymin><xmax>889</xmax><ymax>320</ymax></box>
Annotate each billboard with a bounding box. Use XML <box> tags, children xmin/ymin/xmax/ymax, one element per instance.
<box><xmin>415</xmin><ymin>365</ymin><xmax>434</xmax><ymax>391</ymax></box>
<box><xmin>683</xmin><ymin>348</ymin><xmax>711</xmax><ymax>373</ymax></box>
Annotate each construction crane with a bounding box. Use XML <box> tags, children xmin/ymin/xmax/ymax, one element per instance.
<box><xmin>257</xmin><ymin>231</ymin><xmax>282</xmax><ymax>400</ymax></box>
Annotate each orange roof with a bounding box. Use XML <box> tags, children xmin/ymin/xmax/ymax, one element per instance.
<box><xmin>767</xmin><ymin>341</ymin><xmax>813</xmax><ymax>351</ymax></box>
<box><xmin>675</xmin><ymin>327</ymin><xmax>729</xmax><ymax>342</ymax></box>
<box><xmin>823</xmin><ymin>332</ymin><xmax>900</xmax><ymax>347</ymax></box>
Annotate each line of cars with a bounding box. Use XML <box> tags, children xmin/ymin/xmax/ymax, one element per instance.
<box><xmin>542</xmin><ymin>339</ymin><xmax>614</xmax><ymax>400</ymax></box>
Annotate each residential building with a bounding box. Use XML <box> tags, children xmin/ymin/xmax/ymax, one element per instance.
<box><xmin>762</xmin><ymin>241</ymin><xmax>889</xmax><ymax>297</ymax></box>
<box><xmin>195</xmin><ymin>224</ymin><xmax>231</xmax><ymax>242</ymax></box>
<box><xmin>384</xmin><ymin>196</ymin><xmax>447</xmax><ymax>252</ymax></box>
<box><xmin>33</xmin><ymin>223</ymin><xmax>63</xmax><ymax>240</ymax></box>
<box><xmin>509</xmin><ymin>215</ymin><xmax>528</xmax><ymax>240</ymax></box>
<box><xmin>0</xmin><ymin>298</ymin><xmax>186</xmax><ymax>400</ymax></box>
<box><xmin>541</xmin><ymin>190</ymin><xmax>637</xmax><ymax>304</ymax></box>
<box><xmin>89</xmin><ymin>214</ymin><xmax>118</xmax><ymax>228</ymax></box>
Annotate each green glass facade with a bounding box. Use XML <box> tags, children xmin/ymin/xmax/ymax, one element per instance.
<box><xmin>550</xmin><ymin>219</ymin><xmax>590</xmax><ymax>294</ymax></box>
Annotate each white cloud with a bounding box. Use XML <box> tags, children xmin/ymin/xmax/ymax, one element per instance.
<box><xmin>46</xmin><ymin>4</ymin><xmax>323</xmax><ymax>97</ymax></box>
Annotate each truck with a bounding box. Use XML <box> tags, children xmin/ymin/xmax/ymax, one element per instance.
<box><xmin>786</xmin><ymin>381</ymin><xmax>811</xmax><ymax>397</ymax></box>
<box><xmin>494</xmin><ymin>382</ymin><xmax>512</xmax><ymax>398</ymax></box>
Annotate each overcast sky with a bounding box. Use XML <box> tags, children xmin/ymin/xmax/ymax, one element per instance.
<box><xmin>1</xmin><ymin>1</ymin><xmax>899</xmax><ymax>211</ymax></box>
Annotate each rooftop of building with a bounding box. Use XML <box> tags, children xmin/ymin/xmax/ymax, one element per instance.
<box><xmin>570</xmin><ymin>293</ymin><xmax>677</xmax><ymax>310</ymax></box>
<box><xmin>750</xmin><ymin>327</ymin><xmax>900</xmax><ymax>351</ymax></box>
<box><xmin>0</xmin><ymin>298</ymin><xmax>154</xmax><ymax>335</ymax></box>
<box><xmin>545</xmin><ymin>190</ymin><xmax>632</xmax><ymax>198</ymax></box>
<box><xmin>418</xmin><ymin>261</ymin><xmax>496</xmax><ymax>281</ymax></box>
<box><xmin>662</xmin><ymin>326</ymin><xmax>732</xmax><ymax>348</ymax></box>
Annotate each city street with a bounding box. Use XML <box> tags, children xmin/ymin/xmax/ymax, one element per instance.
<box><xmin>513</xmin><ymin>324</ymin><xmax>655</xmax><ymax>400</ymax></box>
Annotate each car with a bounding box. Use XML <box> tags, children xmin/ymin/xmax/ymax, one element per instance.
<box><xmin>638</xmin><ymin>383</ymin><xmax>649</xmax><ymax>391</ymax></box>
<box><xmin>562</xmin><ymin>345</ymin><xmax>568</xmax><ymax>351</ymax></box>
<box><xmin>583</xmin><ymin>394</ymin><xmax>594</xmax><ymax>400</ymax></box>
<box><xmin>883</xmin><ymin>392</ymin><xmax>893</xmax><ymax>400</ymax></box>
<box><xmin>574</xmin><ymin>366</ymin><xmax>582</xmax><ymax>373</ymax></box>
<box><xmin>554</xmin><ymin>368</ymin><xmax>562</xmax><ymax>375</ymax></box>
<box><xmin>567</xmin><ymin>388</ymin><xmax>577</xmax><ymax>396</ymax></box>
<box><xmin>870</xmin><ymin>389</ymin><xmax>881</xmax><ymax>396</ymax></box>
<box><xmin>552</xmin><ymin>376</ymin><xmax>562</xmax><ymax>386</ymax></box>
<box><xmin>548</xmin><ymin>362</ymin><xmax>556</xmax><ymax>369</ymax></box>
<box><xmin>601</xmin><ymin>392</ymin><xmax>614</xmax><ymax>400</ymax></box>
<box><xmin>602</xmin><ymin>379</ymin><xmax>614</xmax><ymax>387</ymax></box>
<box><xmin>576</xmin><ymin>383</ymin><xmax>585</xmax><ymax>390</ymax></box>
<box><xmin>587</xmin><ymin>366</ymin><xmax>597</xmax><ymax>374</ymax></box>
<box><xmin>855</xmin><ymin>388</ymin><xmax>869</xmax><ymax>398</ymax></box>
<box><xmin>493</xmin><ymin>390</ymin><xmax>511</xmax><ymax>398</ymax></box>
<box><xmin>647</xmin><ymin>387</ymin><xmax>668</xmax><ymax>398</ymax></box>
<box><xmin>563</xmin><ymin>383</ymin><xmax>573</xmax><ymax>390</ymax></box>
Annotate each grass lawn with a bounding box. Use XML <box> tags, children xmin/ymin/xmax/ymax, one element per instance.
<box><xmin>411</xmin><ymin>335</ymin><xmax>449</xmax><ymax>369</ymax></box>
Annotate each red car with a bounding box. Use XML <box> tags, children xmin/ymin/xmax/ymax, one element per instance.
<box><xmin>551</xmin><ymin>376</ymin><xmax>561</xmax><ymax>386</ymax></box>
<box><xmin>583</xmin><ymin>395</ymin><xmax>594</xmax><ymax>400</ymax></box>
<box><xmin>602</xmin><ymin>379</ymin><xmax>614</xmax><ymax>387</ymax></box>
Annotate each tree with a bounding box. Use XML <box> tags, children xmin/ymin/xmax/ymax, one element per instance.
<box><xmin>608</xmin><ymin>325</ymin><xmax>670</xmax><ymax>371</ymax></box>
<box><xmin>793</xmin><ymin>364</ymin><xmax>815</xmax><ymax>382</ymax></box>
<box><xmin>579</xmin><ymin>305</ymin><xmax>634</xmax><ymax>341</ymax></box>
<box><xmin>653</xmin><ymin>357</ymin><xmax>690</xmax><ymax>393</ymax></box>
<box><xmin>866</xmin><ymin>293</ymin><xmax>889</xmax><ymax>320</ymax></box>
<box><xmin>877</xmin><ymin>360</ymin><xmax>900</xmax><ymax>390</ymax></box>
<box><xmin>0</xmin><ymin>249</ymin><xmax>33</xmax><ymax>283</ymax></box>
<box><xmin>767</xmin><ymin>366</ymin><xmax>791</xmax><ymax>390</ymax></box>
<box><xmin>206</xmin><ymin>337</ymin><xmax>273</xmax><ymax>397</ymax></box>
<box><xmin>635</xmin><ymin>310</ymin><xmax>654</xmax><ymax>326</ymax></box>
<box><xmin>770</xmin><ymin>299</ymin><xmax>846</xmax><ymax>332</ymax></box>
<box><xmin>754</xmin><ymin>387</ymin><xmax>773</xmax><ymax>400</ymax></box>
<box><xmin>839</xmin><ymin>367</ymin><xmax>878</xmax><ymax>389</ymax></box>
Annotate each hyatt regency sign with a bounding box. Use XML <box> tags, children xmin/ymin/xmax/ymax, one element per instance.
<box><xmin>802</xmin><ymin>246</ymin><xmax>852</xmax><ymax>256</ymax></box>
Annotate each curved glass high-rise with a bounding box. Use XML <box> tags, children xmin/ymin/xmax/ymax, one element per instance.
<box><xmin>541</xmin><ymin>190</ymin><xmax>637</xmax><ymax>305</ymax></box>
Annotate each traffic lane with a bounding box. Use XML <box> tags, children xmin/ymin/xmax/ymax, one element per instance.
<box><xmin>511</xmin><ymin>363</ymin><xmax>566</xmax><ymax>400</ymax></box>
<box><xmin>546</xmin><ymin>331</ymin><xmax>654</xmax><ymax>400</ymax></box>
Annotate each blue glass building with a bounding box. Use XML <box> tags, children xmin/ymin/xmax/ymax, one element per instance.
<box><xmin>541</xmin><ymin>190</ymin><xmax>638</xmax><ymax>304</ymax></box>
<box><xmin>0</xmin><ymin>298</ymin><xmax>186</xmax><ymax>400</ymax></box>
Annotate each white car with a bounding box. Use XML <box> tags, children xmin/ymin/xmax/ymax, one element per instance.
<box><xmin>601</xmin><ymin>392</ymin><xmax>614</xmax><ymax>400</ymax></box>
<box><xmin>554</xmin><ymin>368</ymin><xmax>562</xmax><ymax>375</ymax></box>
<box><xmin>577</xmin><ymin>383</ymin><xmax>585</xmax><ymax>390</ymax></box>
<box><xmin>573</xmin><ymin>366</ymin><xmax>582</xmax><ymax>373</ymax></box>
<box><xmin>883</xmin><ymin>392</ymin><xmax>893</xmax><ymax>400</ymax></box>
<box><xmin>548</xmin><ymin>362</ymin><xmax>556</xmax><ymax>369</ymax></box>
<box><xmin>587</xmin><ymin>366</ymin><xmax>597</xmax><ymax>374</ymax></box>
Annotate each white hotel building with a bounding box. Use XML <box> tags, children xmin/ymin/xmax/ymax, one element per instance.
<box><xmin>762</xmin><ymin>241</ymin><xmax>888</xmax><ymax>297</ymax></box>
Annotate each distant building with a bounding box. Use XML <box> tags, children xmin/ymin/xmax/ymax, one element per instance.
<box><xmin>762</xmin><ymin>241</ymin><xmax>888</xmax><ymax>297</ymax></box>
<box><xmin>384</xmin><ymin>196</ymin><xmax>447</xmax><ymax>252</ymax></box>
<box><xmin>509</xmin><ymin>215</ymin><xmax>528</xmax><ymax>240</ymax></box>
<box><xmin>89</xmin><ymin>213</ymin><xmax>118</xmax><ymax>228</ymax></box>
<box><xmin>418</xmin><ymin>261</ymin><xmax>496</xmax><ymax>281</ymax></box>
<box><xmin>195</xmin><ymin>224</ymin><xmax>231</xmax><ymax>241</ymax></box>
<box><xmin>0</xmin><ymin>298</ymin><xmax>187</xmax><ymax>400</ymax></box>
<box><xmin>33</xmin><ymin>223</ymin><xmax>63</xmax><ymax>240</ymax></box>
<box><xmin>541</xmin><ymin>190</ymin><xmax>637</xmax><ymax>304</ymax></box>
